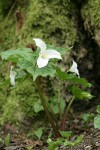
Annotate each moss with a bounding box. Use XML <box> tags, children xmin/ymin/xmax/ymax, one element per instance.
<box><xmin>0</xmin><ymin>78</ymin><xmax>43</xmax><ymax>124</ymax></box>
<box><xmin>82</xmin><ymin>0</ymin><xmax>100</xmax><ymax>27</ymax></box>
<box><xmin>81</xmin><ymin>0</ymin><xmax>100</xmax><ymax>44</ymax></box>
<box><xmin>0</xmin><ymin>0</ymin><xmax>77</xmax><ymax>49</ymax></box>
<box><xmin>16</xmin><ymin>0</ymin><xmax>76</xmax><ymax>46</ymax></box>
<box><xmin>0</xmin><ymin>94</ymin><xmax>22</xmax><ymax>125</ymax></box>
<box><xmin>14</xmin><ymin>79</ymin><xmax>40</xmax><ymax>118</ymax></box>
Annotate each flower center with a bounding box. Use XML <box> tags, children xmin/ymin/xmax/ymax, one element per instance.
<box><xmin>40</xmin><ymin>52</ymin><xmax>47</xmax><ymax>59</ymax></box>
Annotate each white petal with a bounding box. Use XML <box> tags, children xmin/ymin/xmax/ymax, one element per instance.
<box><xmin>37</xmin><ymin>56</ymin><xmax>49</xmax><ymax>68</ymax></box>
<box><xmin>33</xmin><ymin>38</ymin><xmax>46</xmax><ymax>52</ymax></box>
<box><xmin>70</xmin><ymin>60</ymin><xmax>80</xmax><ymax>77</ymax></box>
<box><xmin>10</xmin><ymin>66</ymin><xmax>17</xmax><ymax>86</ymax></box>
<box><xmin>45</xmin><ymin>49</ymin><xmax>62</xmax><ymax>59</ymax></box>
<box><xmin>70</xmin><ymin>60</ymin><xmax>77</xmax><ymax>71</ymax></box>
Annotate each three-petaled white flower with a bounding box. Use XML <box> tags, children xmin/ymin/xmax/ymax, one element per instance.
<box><xmin>33</xmin><ymin>38</ymin><xmax>62</xmax><ymax>68</ymax></box>
<box><xmin>10</xmin><ymin>66</ymin><xmax>17</xmax><ymax>86</ymax></box>
<box><xmin>69</xmin><ymin>60</ymin><xmax>80</xmax><ymax>77</ymax></box>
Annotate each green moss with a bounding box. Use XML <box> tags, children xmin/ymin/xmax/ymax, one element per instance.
<box><xmin>0</xmin><ymin>78</ymin><xmax>43</xmax><ymax>125</ymax></box>
<box><xmin>0</xmin><ymin>0</ymin><xmax>77</xmax><ymax>50</ymax></box>
<box><xmin>81</xmin><ymin>0</ymin><xmax>100</xmax><ymax>30</ymax></box>
<box><xmin>14</xmin><ymin>79</ymin><xmax>41</xmax><ymax>118</ymax></box>
<box><xmin>0</xmin><ymin>94</ymin><xmax>22</xmax><ymax>125</ymax></box>
<box><xmin>17</xmin><ymin>0</ymin><xmax>76</xmax><ymax>46</ymax></box>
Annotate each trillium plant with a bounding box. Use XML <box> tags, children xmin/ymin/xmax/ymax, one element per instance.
<box><xmin>0</xmin><ymin>38</ymin><xmax>92</xmax><ymax>137</ymax></box>
<box><xmin>33</xmin><ymin>38</ymin><xmax>62</xmax><ymax>68</ymax></box>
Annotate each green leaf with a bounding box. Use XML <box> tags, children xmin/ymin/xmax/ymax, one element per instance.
<box><xmin>34</xmin><ymin>128</ymin><xmax>43</xmax><ymax>140</ymax></box>
<box><xmin>34</xmin><ymin>101</ymin><xmax>43</xmax><ymax>113</ymax></box>
<box><xmin>81</xmin><ymin>113</ymin><xmax>95</xmax><ymax>122</ymax></box>
<box><xmin>59</xmin><ymin>131</ymin><xmax>72</xmax><ymax>139</ymax></box>
<box><xmin>0</xmin><ymin>47</ymin><xmax>36</xmax><ymax>64</ymax></box>
<box><xmin>15</xmin><ymin>69</ymin><xmax>26</xmax><ymax>79</ymax></box>
<box><xmin>56</xmin><ymin>68</ymin><xmax>68</xmax><ymax>79</ymax></box>
<box><xmin>48</xmin><ymin>139</ymin><xmax>63</xmax><ymax>150</ymax></box>
<box><xmin>96</xmin><ymin>105</ymin><xmax>100</xmax><ymax>114</ymax></box>
<box><xmin>69</xmin><ymin>86</ymin><xmax>93</xmax><ymax>100</ymax></box>
<box><xmin>60</xmin><ymin>99</ymin><xmax>66</xmax><ymax>113</ymax></box>
<box><xmin>17</xmin><ymin>57</ymin><xmax>56</xmax><ymax>80</ymax></box>
<box><xmin>81</xmin><ymin>91</ymin><xmax>93</xmax><ymax>99</ymax></box>
<box><xmin>47</xmin><ymin>44</ymin><xmax>71</xmax><ymax>55</ymax></box>
<box><xmin>17</xmin><ymin>58</ymin><xmax>34</xmax><ymax>75</ymax></box>
<box><xmin>0</xmin><ymin>137</ymin><xmax>4</xmax><ymax>144</ymax></box>
<box><xmin>0</xmin><ymin>79</ymin><xmax>10</xmax><ymax>87</ymax></box>
<box><xmin>49</xmin><ymin>98</ymin><xmax>66</xmax><ymax>114</ymax></box>
<box><xmin>64</xmin><ymin>135</ymin><xmax>83</xmax><ymax>146</ymax></box>
<box><xmin>94</xmin><ymin>115</ymin><xmax>100</xmax><ymax>129</ymax></box>
<box><xmin>56</xmin><ymin>68</ymin><xmax>92</xmax><ymax>87</ymax></box>
<box><xmin>33</xmin><ymin>66</ymin><xmax>56</xmax><ymax>81</ymax></box>
<box><xmin>4</xmin><ymin>133</ymin><xmax>10</xmax><ymax>146</ymax></box>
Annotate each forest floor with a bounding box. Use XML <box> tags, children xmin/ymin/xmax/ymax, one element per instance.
<box><xmin>0</xmin><ymin>105</ymin><xmax>100</xmax><ymax>150</ymax></box>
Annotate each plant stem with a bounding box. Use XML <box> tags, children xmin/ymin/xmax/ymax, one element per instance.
<box><xmin>36</xmin><ymin>77</ymin><xmax>60</xmax><ymax>137</ymax></box>
<box><xmin>58</xmin><ymin>81</ymin><xmax>62</xmax><ymax>121</ymax></box>
<box><xmin>61</xmin><ymin>96</ymin><xmax>75</xmax><ymax>130</ymax></box>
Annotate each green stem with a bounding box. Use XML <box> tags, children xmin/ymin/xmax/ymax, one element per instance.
<box><xmin>58</xmin><ymin>81</ymin><xmax>62</xmax><ymax>121</ymax></box>
<box><xmin>61</xmin><ymin>96</ymin><xmax>75</xmax><ymax>130</ymax></box>
<box><xmin>66</xmin><ymin>96</ymin><xmax>75</xmax><ymax>114</ymax></box>
<box><xmin>36</xmin><ymin>77</ymin><xmax>60</xmax><ymax>137</ymax></box>
<box><xmin>45</xmin><ymin>99</ymin><xmax>59</xmax><ymax>127</ymax></box>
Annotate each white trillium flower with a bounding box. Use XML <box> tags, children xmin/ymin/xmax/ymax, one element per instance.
<box><xmin>69</xmin><ymin>60</ymin><xmax>80</xmax><ymax>77</ymax></box>
<box><xmin>33</xmin><ymin>38</ymin><xmax>62</xmax><ymax>68</ymax></box>
<box><xmin>10</xmin><ymin>66</ymin><xmax>17</xmax><ymax>86</ymax></box>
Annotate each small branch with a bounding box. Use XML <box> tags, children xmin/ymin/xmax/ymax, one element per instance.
<box><xmin>61</xmin><ymin>96</ymin><xmax>75</xmax><ymax>130</ymax></box>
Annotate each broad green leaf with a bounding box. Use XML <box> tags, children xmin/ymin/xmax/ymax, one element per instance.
<box><xmin>17</xmin><ymin>57</ymin><xmax>56</xmax><ymax>80</ymax></box>
<box><xmin>56</xmin><ymin>68</ymin><xmax>92</xmax><ymax>87</ymax></box>
<box><xmin>96</xmin><ymin>105</ymin><xmax>100</xmax><ymax>114</ymax></box>
<box><xmin>15</xmin><ymin>69</ymin><xmax>26</xmax><ymax>79</ymax></box>
<box><xmin>69</xmin><ymin>86</ymin><xmax>93</xmax><ymax>100</ymax></box>
<box><xmin>74</xmin><ymin>135</ymin><xmax>83</xmax><ymax>145</ymax></box>
<box><xmin>49</xmin><ymin>98</ymin><xmax>65</xmax><ymax>114</ymax></box>
<box><xmin>33</xmin><ymin>66</ymin><xmax>56</xmax><ymax>81</ymax></box>
<box><xmin>34</xmin><ymin>128</ymin><xmax>43</xmax><ymax>140</ymax></box>
<box><xmin>0</xmin><ymin>47</ymin><xmax>36</xmax><ymax>64</ymax></box>
<box><xmin>47</xmin><ymin>44</ymin><xmax>71</xmax><ymax>55</ymax></box>
<box><xmin>94</xmin><ymin>115</ymin><xmax>100</xmax><ymax>129</ymax></box>
<box><xmin>48</xmin><ymin>139</ymin><xmax>63</xmax><ymax>150</ymax></box>
<box><xmin>56</xmin><ymin>68</ymin><xmax>67</xmax><ymax>79</ymax></box>
<box><xmin>60</xmin><ymin>99</ymin><xmax>66</xmax><ymax>113</ymax></box>
<box><xmin>34</xmin><ymin>101</ymin><xmax>43</xmax><ymax>113</ymax></box>
<box><xmin>59</xmin><ymin>131</ymin><xmax>72</xmax><ymax>139</ymax></box>
<box><xmin>17</xmin><ymin>58</ymin><xmax>35</xmax><ymax>75</ymax></box>
<box><xmin>81</xmin><ymin>113</ymin><xmax>95</xmax><ymax>122</ymax></box>
<box><xmin>64</xmin><ymin>135</ymin><xmax>83</xmax><ymax>146</ymax></box>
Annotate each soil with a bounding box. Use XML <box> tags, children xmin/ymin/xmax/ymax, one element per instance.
<box><xmin>0</xmin><ymin>106</ymin><xmax>100</xmax><ymax>150</ymax></box>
